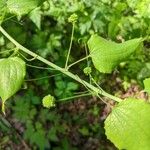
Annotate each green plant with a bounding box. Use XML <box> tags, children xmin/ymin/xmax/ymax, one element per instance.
<box><xmin>0</xmin><ymin>0</ymin><xmax>150</xmax><ymax>150</ymax></box>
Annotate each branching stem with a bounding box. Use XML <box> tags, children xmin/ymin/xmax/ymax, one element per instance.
<box><xmin>67</xmin><ymin>55</ymin><xmax>91</xmax><ymax>69</ymax></box>
<box><xmin>0</xmin><ymin>26</ymin><xmax>122</xmax><ymax>103</ymax></box>
<box><xmin>58</xmin><ymin>92</ymin><xmax>92</xmax><ymax>102</ymax></box>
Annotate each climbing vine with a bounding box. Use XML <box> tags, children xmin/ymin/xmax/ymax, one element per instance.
<box><xmin>0</xmin><ymin>0</ymin><xmax>150</xmax><ymax>149</ymax></box>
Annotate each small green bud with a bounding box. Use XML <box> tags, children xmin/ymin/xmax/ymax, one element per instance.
<box><xmin>42</xmin><ymin>95</ymin><xmax>55</xmax><ymax>108</ymax></box>
<box><xmin>68</xmin><ymin>13</ymin><xmax>78</xmax><ymax>23</ymax></box>
<box><xmin>83</xmin><ymin>67</ymin><xmax>92</xmax><ymax>75</ymax></box>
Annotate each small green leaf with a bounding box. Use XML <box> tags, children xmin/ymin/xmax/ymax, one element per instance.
<box><xmin>88</xmin><ymin>34</ymin><xmax>142</xmax><ymax>73</ymax></box>
<box><xmin>42</xmin><ymin>95</ymin><xmax>55</xmax><ymax>108</ymax></box>
<box><xmin>6</xmin><ymin>0</ymin><xmax>44</xmax><ymax>17</ymax></box>
<box><xmin>143</xmin><ymin>78</ymin><xmax>150</xmax><ymax>94</ymax></box>
<box><xmin>105</xmin><ymin>98</ymin><xmax>150</xmax><ymax>150</ymax></box>
<box><xmin>0</xmin><ymin>57</ymin><xmax>26</xmax><ymax>113</ymax></box>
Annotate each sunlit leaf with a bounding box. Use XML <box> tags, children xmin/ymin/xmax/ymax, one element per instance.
<box><xmin>105</xmin><ymin>98</ymin><xmax>150</xmax><ymax>150</ymax></box>
<box><xmin>88</xmin><ymin>34</ymin><xmax>142</xmax><ymax>73</ymax></box>
<box><xmin>0</xmin><ymin>57</ymin><xmax>26</xmax><ymax>112</ymax></box>
<box><xmin>6</xmin><ymin>0</ymin><xmax>44</xmax><ymax>17</ymax></box>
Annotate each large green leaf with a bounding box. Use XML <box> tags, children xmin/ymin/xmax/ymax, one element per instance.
<box><xmin>105</xmin><ymin>98</ymin><xmax>150</xmax><ymax>150</ymax></box>
<box><xmin>6</xmin><ymin>0</ymin><xmax>44</xmax><ymax>17</ymax></box>
<box><xmin>87</xmin><ymin>34</ymin><xmax>142</xmax><ymax>73</ymax></box>
<box><xmin>143</xmin><ymin>78</ymin><xmax>150</xmax><ymax>94</ymax></box>
<box><xmin>0</xmin><ymin>57</ymin><xmax>26</xmax><ymax>112</ymax></box>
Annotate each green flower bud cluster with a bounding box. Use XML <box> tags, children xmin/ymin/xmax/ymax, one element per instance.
<box><xmin>42</xmin><ymin>94</ymin><xmax>56</xmax><ymax>108</ymax></box>
<box><xmin>68</xmin><ymin>13</ymin><xmax>78</xmax><ymax>23</ymax></box>
<box><xmin>83</xmin><ymin>67</ymin><xmax>92</xmax><ymax>75</ymax></box>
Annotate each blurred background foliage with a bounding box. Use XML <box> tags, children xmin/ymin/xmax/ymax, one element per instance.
<box><xmin>0</xmin><ymin>0</ymin><xmax>150</xmax><ymax>149</ymax></box>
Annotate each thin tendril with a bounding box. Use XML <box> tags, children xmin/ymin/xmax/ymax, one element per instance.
<box><xmin>90</xmin><ymin>75</ymin><xmax>103</xmax><ymax>92</ymax></box>
<box><xmin>0</xmin><ymin>49</ymin><xmax>14</xmax><ymax>54</ymax></box>
<box><xmin>97</xmin><ymin>94</ymin><xmax>108</xmax><ymax>105</ymax></box>
<box><xmin>65</xmin><ymin>22</ymin><xmax>75</xmax><ymax>69</ymax></box>
<box><xmin>58</xmin><ymin>92</ymin><xmax>92</xmax><ymax>102</ymax></box>
<box><xmin>74</xmin><ymin>90</ymin><xmax>89</xmax><ymax>95</ymax></box>
<box><xmin>67</xmin><ymin>55</ymin><xmax>90</xmax><ymax>69</ymax></box>
<box><xmin>19</xmin><ymin>51</ymin><xmax>38</xmax><ymax>61</ymax></box>
<box><xmin>25</xmin><ymin>73</ymin><xmax>61</xmax><ymax>81</ymax></box>
<box><xmin>26</xmin><ymin>64</ymin><xmax>57</xmax><ymax>70</ymax></box>
<box><xmin>2</xmin><ymin>15</ymin><xmax>16</xmax><ymax>23</ymax></box>
<box><xmin>76</xmin><ymin>75</ymin><xmax>95</xmax><ymax>95</ymax></box>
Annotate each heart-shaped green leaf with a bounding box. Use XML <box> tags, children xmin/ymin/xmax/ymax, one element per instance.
<box><xmin>0</xmin><ymin>57</ymin><xmax>26</xmax><ymax>112</ymax></box>
<box><xmin>143</xmin><ymin>78</ymin><xmax>150</xmax><ymax>94</ymax></box>
<box><xmin>88</xmin><ymin>34</ymin><xmax>142</xmax><ymax>73</ymax></box>
<box><xmin>105</xmin><ymin>98</ymin><xmax>150</xmax><ymax>150</ymax></box>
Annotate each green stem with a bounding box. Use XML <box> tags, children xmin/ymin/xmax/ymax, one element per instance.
<box><xmin>26</xmin><ymin>64</ymin><xmax>56</xmax><ymax>70</ymax></box>
<box><xmin>0</xmin><ymin>26</ymin><xmax>122</xmax><ymax>103</ymax></box>
<box><xmin>0</xmin><ymin>49</ymin><xmax>14</xmax><ymax>54</ymax></box>
<box><xmin>65</xmin><ymin>23</ymin><xmax>75</xmax><ymax>69</ymax></box>
<box><xmin>19</xmin><ymin>51</ymin><xmax>38</xmax><ymax>61</ymax></box>
<box><xmin>67</xmin><ymin>55</ymin><xmax>90</xmax><ymax>69</ymax></box>
<box><xmin>25</xmin><ymin>73</ymin><xmax>61</xmax><ymax>81</ymax></box>
<box><xmin>58</xmin><ymin>93</ymin><xmax>92</xmax><ymax>102</ymax></box>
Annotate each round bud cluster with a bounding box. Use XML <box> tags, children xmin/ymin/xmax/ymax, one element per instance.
<box><xmin>42</xmin><ymin>94</ymin><xmax>56</xmax><ymax>108</ymax></box>
<box><xmin>83</xmin><ymin>67</ymin><xmax>92</xmax><ymax>75</ymax></box>
<box><xmin>68</xmin><ymin>13</ymin><xmax>78</xmax><ymax>23</ymax></box>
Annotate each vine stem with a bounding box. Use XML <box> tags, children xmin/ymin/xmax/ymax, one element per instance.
<box><xmin>0</xmin><ymin>26</ymin><xmax>122</xmax><ymax>103</ymax></box>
